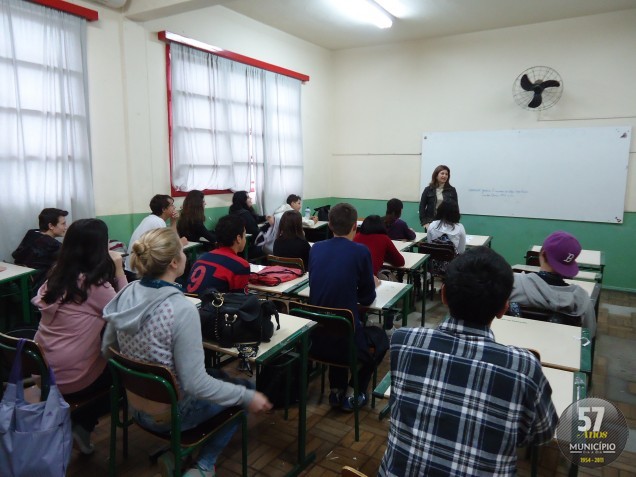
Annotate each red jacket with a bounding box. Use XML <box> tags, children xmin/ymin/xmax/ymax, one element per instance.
<box><xmin>353</xmin><ymin>233</ymin><xmax>404</xmax><ymax>275</ymax></box>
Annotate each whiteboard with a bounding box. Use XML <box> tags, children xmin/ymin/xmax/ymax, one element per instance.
<box><xmin>420</xmin><ymin>126</ymin><xmax>631</xmax><ymax>224</ymax></box>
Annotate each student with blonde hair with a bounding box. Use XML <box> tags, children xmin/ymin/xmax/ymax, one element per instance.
<box><xmin>102</xmin><ymin>228</ymin><xmax>271</xmax><ymax>477</ymax></box>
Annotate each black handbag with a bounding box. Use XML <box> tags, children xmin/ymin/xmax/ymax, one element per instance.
<box><xmin>199</xmin><ymin>289</ymin><xmax>280</xmax><ymax>348</ymax></box>
<box><xmin>313</xmin><ymin>205</ymin><xmax>331</xmax><ymax>221</ymax></box>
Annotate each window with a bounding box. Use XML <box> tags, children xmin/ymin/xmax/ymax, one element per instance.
<box><xmin>162</xmin><ymin>32</ymin><xmax>308</xmax><ymax>214</ymax></box>
<box><xmin>0</xmin><ymin>0</ymin><xmax>96</xmax><ymax>261</ymax></box>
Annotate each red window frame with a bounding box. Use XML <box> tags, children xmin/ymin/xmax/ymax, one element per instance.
<box><xmin>26</xmin><ymin>0</ymin><xmax>98</xmax><ymax>21</ymax></box>
<box><xmin>158</xmin><ymin>31</ymin><xmax>310</xmax><ymax>197</ymax></box>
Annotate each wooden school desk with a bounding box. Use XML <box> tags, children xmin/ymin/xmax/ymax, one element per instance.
<box><xmin>373</xmin><ymin>366</ymin><xmax>587</xmax><ymax>427</ymax></box>
<box><xmin>183</xmin><ymin>241</ymin><xmax>204</xmax><ymax>262</ymax></box>
<box><xmin>383</xmin><ymin>251</ymin><xmax>429</xmax><ymax>320</ymax></box>
<box><xmin>203</xmin><ymin>313</ymin><xmax>317</xmax><ymax>476</ymax></box>
<box><xmin>465</xmin><ymin>234</ymin><xmax>492</xmax><ymax>248</ymax></box>
<box><xmin>530</xmin><ymin>245</ymin><xmax>605</xmax><ymax>274</ymax></box>
<box><xmin>303</xmin><ymin>220</ymin><xmax>329</xmax><ymax>242</ymax></box>
<box><xmin>293</xmin><ymin>279</ymin><xmax>414</xmax><ymax>327</ymax></box>
<box><xmin>512</xmin><ymin>264</ymin><xmax>602</xmax><ymax>283</ymax></box>
<box><xmin>248</xmin><ymin>264</ymin><xmax>309</xmax><ymax>298</ymax></box>
<box><xmin>391</xmin><ymin>240</ymin><xmax>415</xmax><ymax>252</ymax></box>
<box><xmin>413</xmin><ymin>232</ymin><xmax>492</xmax><ymax>248</ymax></box>
<box><xmin>491</xmin><ymin>315</ymin><xmax>592</xmax><ymax>373</ymax></box>
<box><xmin>0</xmin><ymin>263</ymin><xmax>37</xmax><ymax>325</ymax></box>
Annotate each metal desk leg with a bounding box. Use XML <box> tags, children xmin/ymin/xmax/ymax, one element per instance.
<box><xmin>286</xmin><ymin>331</ymin><xmax>315</xmax><ymax>476</ymax></box>
<box><xmin>19</xmin><ymin>276</ymin><xmax>32</xmax><ymax>325</ymax></box>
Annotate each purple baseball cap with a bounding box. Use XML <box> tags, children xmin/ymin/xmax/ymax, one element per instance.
<box><xmin>542</xmin><ymin>231</ymin><xmax>581</xmax><ymax>278</ymax></box>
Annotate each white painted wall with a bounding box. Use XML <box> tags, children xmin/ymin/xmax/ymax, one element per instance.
<box><xmin>331</xmin><ymin>10</ymin><xmax>636</xmax><ymax>208</ymax></box>
<box><xmin>78</xmin><ymin>2</ymin><xmax>333</xmax><ymax>216</ymax></box>
<box><xmin>77</xmin><ymin>3</ymin><xmax>636</xmax><ymax>216</ymax></box>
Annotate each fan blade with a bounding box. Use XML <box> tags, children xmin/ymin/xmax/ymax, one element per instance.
<box><xmin>528</xmin><ymin>92</ymin><xmax>543</xmax><ymax>108</ymax></box>
<box><xmin>540</xmin><ymin>79</ymin><xmax>561</xmax><ymax>90</ymax></box>
<box><xmin>520</xmin><ymin>74</ymin><xmax>534</xmax><ymax>91</ymax></box>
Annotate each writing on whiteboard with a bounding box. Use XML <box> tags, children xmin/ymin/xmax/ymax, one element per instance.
<box><xmin>468</xmin><ymin>188</ymin><xmax>529</xmax><ymax>198</ymax></box>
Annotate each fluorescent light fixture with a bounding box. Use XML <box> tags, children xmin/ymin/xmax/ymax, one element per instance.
<box><xmin>331</xmin><ymin>0</ymin><xmax>393</xmax><ymax>29</ymax></box>
<box><xmin>374</xmin><ymin>0</ymin><xmax>407</xmax><ymax>18</ymax></box>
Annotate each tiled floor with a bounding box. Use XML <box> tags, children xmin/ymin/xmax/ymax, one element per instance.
<box><xmin>66</xmin><ymin>288</ymin><xmax>636</xmax><ymax>477</ymax></box>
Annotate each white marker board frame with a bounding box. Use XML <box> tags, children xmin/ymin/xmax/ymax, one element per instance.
<box><xmin>420</xmin><ymin>126</ymin><xmax>631</xmax><ymax>224</ymax></box>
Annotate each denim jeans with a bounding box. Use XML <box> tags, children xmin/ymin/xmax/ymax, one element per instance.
<box><xmin>132</xmin><ymin>395</ymin><xmax>238</xmax><ymax>471</ymax></box>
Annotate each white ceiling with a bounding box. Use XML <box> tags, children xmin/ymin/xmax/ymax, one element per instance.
<box><xmin>217</xmin><ymin>0</ymin><xmax>636</xmax><ymax>50</ymax></box>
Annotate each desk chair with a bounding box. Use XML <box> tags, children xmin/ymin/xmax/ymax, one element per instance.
<box><xmin>288</xmin><ymin>302</ymin><xmax>378</xmax><ymax>442</ymax></box>
<box><xmin>525</xmin><ymin>250</ymin><xmax>540</xmax><ymax>266</ymax></box>
<box><xmin>419</xmin><ymin>242</ymin><xmax>456</xmax><ymax>299</ymax></box>
<box><xmin>107</xmin><ymin>348</ymin><xmax>248</xmax><ymax>477</ymax></box>
<box><xmin>0</xmin><ymin>332</ymin><xmax>112</xmax><ymax>432</ymax></box>
<box><xmin>267</xmin><ymin>255</ymin><xmax>305</xmax><ymax>273</ymax></box>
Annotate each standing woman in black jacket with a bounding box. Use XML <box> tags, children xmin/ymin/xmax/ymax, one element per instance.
<box><xmin>177</xmin><ymin>190</ymin><xmax>217</xmax><ymax>246</ymax></box>
<box><xmin>419</xmin><ymin>165</ymin><xmax>458</xmax><ymax>229</ymax></box>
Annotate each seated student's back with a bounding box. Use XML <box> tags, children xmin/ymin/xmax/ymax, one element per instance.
<box><xmin>272</xmin><ymin>210</ymin><xmax>311</xmax><ymax>270</ymax></box>
<box><xmin>509</xmin><ymin>231</ymin><xmax>596</xmax><ymax>336</ymax></box>
<box><xmin>186</xmin><ymin>215</ymin><xmax>250</xmax><ymax>294</ymax></box>
<box><xmin>426</xmin><ymin>199</ymin><xmax>466</xmax><ymax>253</ymax></box>
<box><xmin>353</xmin><ymin>215</ymin><xmax>404</xmax><ymax>276</ymax></box>
<box><xmin>380</xmin><ymin>247</ymin><xmax>557</xmax><ymax>477</ymax></box>
<box><xmin>383</xmin><ymin>198</ymin><xmax>415</xmax><ymax>241</ymax></box>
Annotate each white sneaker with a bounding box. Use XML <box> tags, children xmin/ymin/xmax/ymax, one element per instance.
<box><xmin>183</xmin><ymin>466</ymin><xmax>216</xmax><ymax>477</ymax></box>
<box><xmin>72</xmin><ymin>424</ymin><xmax>94</xmax><ymax>455</ymax></box>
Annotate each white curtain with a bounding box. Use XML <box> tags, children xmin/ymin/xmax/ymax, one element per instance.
<box><xmin>0</xmin><ymin>0</ymin><xmax>94</xmax><ymax>261</ymax></box>
<box><xmin>170</xmin><ymin>43</ymin><xmax>303</xmax><ymax>215</ymax></box>
<box><xmin>262</xmin><ymin>72</ymin><xmax>303</xmax><ymax>214</ymax></box>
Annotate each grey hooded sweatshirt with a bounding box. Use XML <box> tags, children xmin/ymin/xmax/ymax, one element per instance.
<box><xmin>509</xmin><ymin>272</ymin><xmax>596</xmax><ymax>337</ymax></box>
<box><xmin>102</xmin><ymin>281</ymin><xmax>255</xmax><ymax>408</ymax></box>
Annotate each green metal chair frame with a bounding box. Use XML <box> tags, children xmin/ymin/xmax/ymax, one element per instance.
<box><xmin>289</xmin><ymin>302</ymin><xmax>377</xmax><ymax>442</ymax></box>
<box><xmin>107</xmin><ymin>348</ymin><xmax>248</xmax><ymax>477</ymax></box>
<box><xmin>0</xmin><ymin>331</ymin><xmax>49</xmax><ymax>399</ymax></box>
<box><xmin>419</xmin><ymin>242</ymin><xmax>456</xmax><ymax>299</ymax></box>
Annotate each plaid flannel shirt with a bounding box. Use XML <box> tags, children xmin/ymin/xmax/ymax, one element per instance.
<box><xmin>379</xmin><ymin>317</ymin><xmax>558</xmax><ymax>477</ymax></box>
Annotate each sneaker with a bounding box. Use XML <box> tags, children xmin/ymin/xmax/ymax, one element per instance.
<box><xmin>183</xmin><ymin>465</ymin><xmax>216</xmax><ymax>477</ymax></box>
<box><xmin>158</xmin><ymin>452</ymin><xmax>175</xmax><ymax>477</ymax></box>
<box><xmin>328</xmin><ymin>390</ymin><xmax>344</xmax><ymax>408</ymax></box>
<box><xmin>341</xmin><ymin>393</ymin><xmax>367</xmax><ymax>412</ymax></box>
<box><xmin>72</xmin><ymin>424</ymin><xmax>94</xmax><ymax>455</ymax></box>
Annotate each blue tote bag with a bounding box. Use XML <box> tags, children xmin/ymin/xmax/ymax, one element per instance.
<box><xmin>0</xmin><ymin>339</ymin><xmax>72</xmax><ymax>477</ymax></box>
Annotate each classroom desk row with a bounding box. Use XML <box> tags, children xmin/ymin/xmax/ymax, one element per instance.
<box><xmin>0</xmin><ymin>262</ymin><xmax>37</xmax><ymax>325</ymax></box>
<box><xmin>248</xmin><ymin>264</ymin><xmax>415</xmax><ymax>328</ymax></box>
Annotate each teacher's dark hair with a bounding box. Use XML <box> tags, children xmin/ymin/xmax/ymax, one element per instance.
<box><xmin>429</xmin><ymin>164</ymin><xmax>452</xmax><ymax>188</ymax></box>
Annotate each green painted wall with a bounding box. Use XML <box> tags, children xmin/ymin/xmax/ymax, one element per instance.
<box><xmin>99</xmin><ymin>196</ymin><xmax>634</xmax><ymax>291</ymax></box>
<box><xmin>326</xmin><ymin>198</ymin><xmax>635</xmax><ymax>292</ymax></box>
<box><xmin>98</xmin><ymin>197</ymin><xmax>331</xmax><ymax>248</ymax></box>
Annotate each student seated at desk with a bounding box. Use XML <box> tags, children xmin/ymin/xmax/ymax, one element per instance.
<box><xmin>102</xmin><ymin>228</ymin><xmax>271</xmax><ymax>477</ymax></box>
<box><xmin>308</xmin><ymin>203</ymin><xmax>388</xmax><ymax>412</ymax></box>
<box><xmin>125</xmin><ymin>194</ymin><xmax>187</xmax><ymax>277</ymax></box>
<box><xmin>379</xmin><ymin>247</ymin><xmax>557</xmax><ymax>476</ymax></box>
<box><xmin>273</xmin><ymin>210</ymin><xmax>311</xmax><ymax>270</ymax></box>
<box><xmin>229</xmin><ymin>190</ymin><xmax>271</xmax><ymax>259</ymax></box>
<box><xmin>260</xmin><ymin>194</ymin><xmax>317</xmax><ymax>255</ymax></box>
<box><xmin>354</xmin><ymin>215</ymin><xmax>404</xmax><ymax>276</ymax></box>
<box><xmin>177</xmin><ymin>189</ymin><xmax>217</xmax><ymax>246</ymax></box>
<box><xmin>33</xmin><ymin>218</ymin><xmax>127</xmax><ymax>455</ymax></box>
<box><xmin>426</xmin><ymin>200</ymin><xmax>466</xmax><ymax>254</ymax></box>
<box><xmin>186</xmin><ymin>215</ymin><xmax>250</xmax><ymax>295</ymax></box>
<box><xmin>509</xmin><ymin>231</ymin><xmax>597</xmax><ymax>337</ymax></box>
<box><xmin>383</xmin><ymin>198</ymin><xmax>415</xmax><ymax>241</ymax></box>
<box><xmin>12</xmin><ymin>207</ymin><xmax>68</xmax><ymax>289</ymax></box>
